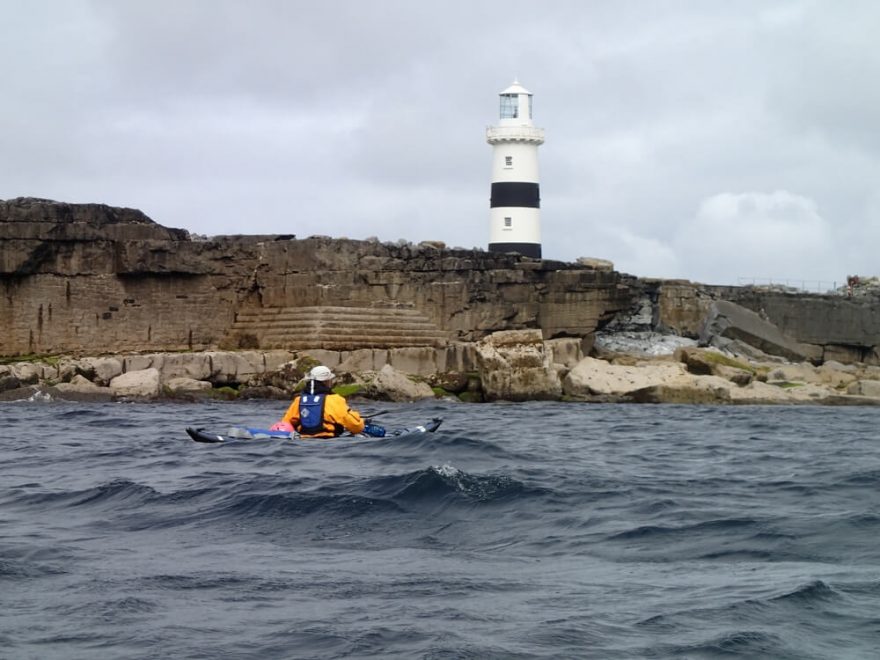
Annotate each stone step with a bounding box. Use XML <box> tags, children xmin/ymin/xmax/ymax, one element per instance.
<box><xmin>257</xmin><ymin>327</ymin><xmax>445</xmax><ymax>339</ymax></box>
<box><xmin>257</xmin><ymin>338</ymin><xmax>443</xmax><ymax>350</ymax></box>
<box><xmin>225</xmin><ymin>305</ymin><xmax>449</xmax><ymax>350</ymax></box>
<box><xmin>234</xmin><ymin>306</ymin><xmax>428</xmax><ymax>320</ymax></box>
<box><xmin>231</xmin><ymin>318</ymin><xmax>440</xmax><ymax>331</ymax></box>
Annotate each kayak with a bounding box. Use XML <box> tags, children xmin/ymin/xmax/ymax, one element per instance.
<box><xmin>185</xmin><ymin>417</ymin><xmax>443</xmax><ymax>444</ymax></box>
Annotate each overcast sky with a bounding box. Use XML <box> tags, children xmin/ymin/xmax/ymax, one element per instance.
<box><xmin>2</xmin><ymin>1</ymin><xmax>878</xmax><ymax>288</ymax></box>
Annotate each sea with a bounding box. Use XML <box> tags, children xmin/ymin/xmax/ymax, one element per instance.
<box><xmin>2</xmin><ymin>398</ymin><xmax>880</xmax><ymax>660</ymax></box>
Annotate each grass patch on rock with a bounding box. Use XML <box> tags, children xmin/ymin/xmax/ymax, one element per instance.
<box><xmin>0</xmin><ymin>354</ymin><xmax>62</xmax><ymax>366</ymax></box>
<box><xmin>333</xmin><ymin>384</ymin><xmax>363</xmax><ymax>397</ymax></box>
<box><xmin>699</xmin><ymin>351</ymin><xmax>755</xmax><ymax>373</ymax></box>
<box><xmin>772</xmin><ymin>381</ymin><xmax>804</xmax><ymax>389</ymax></box>
<box><xmin>211</xmin><ymin>386</ymin><xmax>240</xmax><ymax>400</ymax></box>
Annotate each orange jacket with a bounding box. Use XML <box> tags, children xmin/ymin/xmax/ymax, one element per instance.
<box><xmin>280</xmin><ymin>393</ymin><xmax>365</xmax><ymax>438</ymax></box>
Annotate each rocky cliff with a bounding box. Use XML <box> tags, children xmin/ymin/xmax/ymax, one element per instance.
<box><xmin>1</xmin><ymin>197</ymin><xmax>635</xmax><ymax>357</ymax></box>
<box><xmin>611</xmin><ymin>279</ymin><xmax>880</xmax><ymax>366</ymax></box>
<box><xmin>3</xmin><ymin>197</ymin><xmax>876</xmax><ymax>366</ymax></box>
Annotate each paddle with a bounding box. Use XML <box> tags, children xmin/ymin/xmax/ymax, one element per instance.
<box><xmin>360</xmin><ymin>410</ymin><xmax>388</xmax><ymax>421</ymax></box>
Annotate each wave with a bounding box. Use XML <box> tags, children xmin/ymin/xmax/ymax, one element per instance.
<box><xmin>607</xmin><ymin>517</ymin><xmax>761</xmax><ymax>541</ymax></box>
<box><xmin>639</xmin><ymin>580</ymin><xmax>853</xmax><ymax>659</ymax></box>
<box><xmin>196</xmin><ymin>466</ymin><xmax>547</xmax><ymax>526</ymax></box>
<box><xmin>660</xmin><ymin>630</ymin><xmax>790</xmax><ymax>659</ymax></box>
<box><xmin>769</xmin><ymin>579</ymin><xmax>839</xmax><ymax>604</ymax></box>
<box><xmin>11</xmin><ymin>478</ymin><xmax>159</xmax><ymax>509</ymax></box>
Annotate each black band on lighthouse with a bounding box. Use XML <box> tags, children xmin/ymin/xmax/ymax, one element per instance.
<box><xmin>490</xmin><ymin>182</ymin><xmax>540</xmax><ymax>208</ymax></box>
<box><xmin>489</xmin><ymin>242</ymin><xmax>542</xmax><ymax>258</ymax></box>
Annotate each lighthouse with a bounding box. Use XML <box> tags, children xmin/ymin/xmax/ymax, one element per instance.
<box><xmin>486</xmin><ymin>80</ymin><xmax>544</xmax><ymax>258</ymax></box>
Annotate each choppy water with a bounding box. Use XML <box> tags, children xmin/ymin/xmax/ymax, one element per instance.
<box><xmin>2</xmin><ymin>399</ymin><xmax>880</xmax><ymax>659</ymax></box>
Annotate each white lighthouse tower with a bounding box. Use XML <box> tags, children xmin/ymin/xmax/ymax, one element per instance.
<box><xmin>486</xmin><ymin>80</ymin><xmax>544</xmax><ymax>258</ymax></box>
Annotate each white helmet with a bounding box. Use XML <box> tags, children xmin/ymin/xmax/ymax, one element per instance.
<box><xmin>308</xmin><ymin>365</ymin><xmax>335</xmax><ymax>381</ymax></box>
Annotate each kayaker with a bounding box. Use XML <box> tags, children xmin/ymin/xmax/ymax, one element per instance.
<box><xmin>270</xmin><ymin>365</ymin><xmax>385</xmax><ymax>438</ymax></box>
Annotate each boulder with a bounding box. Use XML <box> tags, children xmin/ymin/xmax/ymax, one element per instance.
<box><xmin>700</xmin><ymin>300</ymin><xmax>821</xmax><ymax>363</ymax></box>
<box><xmin>0</xmin><ymin>385</ymin><xmax>40</xmax><ymax>402</ymax></box>
<box><xmin>765</xmin><ymin>363</ymin><xmax>822</xmax><ymax>385</ymax></box>
<box><xmin>9</xmin><ymin>362</ymin><xmax>43</xmax><ymax>385</ymax></box>
<box><xmin>49</xmin><ymin>375</ymin><xmax>114</xmax><ymax>402</ymax></box>
<box><xmin>295</xmin><ymin>349</ymin><xmax>342</xmax><ymax>369</ymax></box>
<box><xmin>78</xmin><ymin>356</ymin><xmax>124</xmax><ymax>386</ymax></box>
<box><xmin>817</xmin><ymin>361</ymin><xmax>859</xmax><ymax>389</ymax></box>
<box><xmin>475</xmin><ymin>330</ymin><xmax>562</xmax><ymax>401</ymax></box>
<box><xmin>545</xmin><ymin>338</ymin><xmax>586</xmax><ymax>368</ymax></box>
<box><xmin>630</xmin><ymin>382</ymin><xmax>732</xmax><ymax>404</ymax></box>
<box><xmin>362</xmin><ymin>364</ymin><xmax>435</xmax><ymax>401</ymax></box>
<box><xmin>576</xmin><ymin>256</ymin><xmax>614</xmax><ymax>271</ymax></box>
<box><xmin>156</xmin><ymin>353</ymin><xmax>213</xmax><ymax>381</ymax></box>
<box><xmin>0</xmin><ymin>366</ymin><xmax>20</xmax><ymax>393</ymax></box>
<box><xmin>338</xmin><ymin>348</ymin><xmax>388</xmax><ymax>373</ymax></box>
<box><xmin>846</xmin><ymin>380</ymin><xmax>880</xmax><ymax>398</ymax></box>
<box><xmin>123</xmin><ymin>353</ymin><xmax>164</xmax><ymax>373</ymax></box>
<box><xmin>110</xmin><ymin>368</ymin><xmax>160</xmax><ymax>398</ymax></box>
<box><xmin>675</xmin><ymin>347</ymin><xmax>754</xmax><ymax>386</ymax></box>
<box><xmin>263</xmin><ymin>350</ymin><xmax>298</xmax><ymax>373</ymax></box>
<box><xmin>563</xmin><ymin>356</ymin><xmax>689</xmax><ymax>398</ymax></box>
<box><xmin>732</xmin><ymin>380</ymin><xmax>837</xmax><ymax>404</ymax></box>
<box><xmin>165</xmin><ymin>377</ymin><xmax>213</xmax><ymax>395</ymax></box>
<box><xmin>207</xmin><ymin>351</ymin><xmax>265</xmax><ymax>385</ymax></box>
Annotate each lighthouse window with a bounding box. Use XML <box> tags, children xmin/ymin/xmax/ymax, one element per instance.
<box><xmin>504</xmin><ymin>217</ymin><xmax>512</xmax><ymax>228</ymax></box>
<box><xmin>505</xmin><ymin>156</ymin><xmax>513</xmax><ymax>167</ymax></box>
<box><xmin>500</xmin><ymin>94</ymin><xmax>518</xmax><ymax>119</ymax></box>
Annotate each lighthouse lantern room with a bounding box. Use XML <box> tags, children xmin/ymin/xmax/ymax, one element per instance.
<box><xmin>486</xmin><ymin>80</ymin><xmax>544</xmax><ymax>258</ymax></box>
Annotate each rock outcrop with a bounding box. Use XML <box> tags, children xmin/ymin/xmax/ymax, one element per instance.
<box><xmin>475</xmin><ymin>329</ymin><xmax>563</xmax><ymax>401</ymax></box>
<box><xmin>699</xmin><ymin>300</ymin><xmax>821</xmax><ymax>363</ymax></box>
<box><xmin>3</xmin><ymin>339</ymin><xmax>880</xmax><ymax>406</ymax></box>
<box><xmin>1</xmin><ymin>198</ymin><xmax>634</xmax><ymax>358</ymax></box>
<box><xmin>4</xmin><ymin>197</ymin><xmax>880</xmax><ymax>408</ymax></box>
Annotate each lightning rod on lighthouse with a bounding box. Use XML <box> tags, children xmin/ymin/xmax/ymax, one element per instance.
<box><xmin>486</xmin><ymin>80</ymin><xmax>544</xmax><ymax>258</ymax></box>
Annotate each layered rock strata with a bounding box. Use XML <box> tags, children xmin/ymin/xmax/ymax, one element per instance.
<box><xmin>1</xmin><ymin>197</ymin><xmax>633</xmax><ymax>357</ymax></box>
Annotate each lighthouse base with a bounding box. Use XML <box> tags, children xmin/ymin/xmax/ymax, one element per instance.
<box><xmin>488</xmin><ymin>242</ymin><xmax>542</xmax><ymax>259</ymax></box>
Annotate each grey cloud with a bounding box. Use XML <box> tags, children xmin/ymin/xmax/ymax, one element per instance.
<box><xmin>3</xmin><ymin>1</ymin><xmax>879</xmax><ymax>285</ymax></box>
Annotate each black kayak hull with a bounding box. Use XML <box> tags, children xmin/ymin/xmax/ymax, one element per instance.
<box><xmin>186</xmin><ymin>418</ymin><xmax>442</xmax><ymax>444</ymax></box>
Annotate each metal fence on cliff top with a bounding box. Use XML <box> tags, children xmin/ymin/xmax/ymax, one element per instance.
<box><xmin>736</xmin><ymin>277</ymin><xmax>843</xmax><ymax>295</ymax></box>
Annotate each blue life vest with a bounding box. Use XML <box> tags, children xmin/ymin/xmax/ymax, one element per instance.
<box><xmin>298</xmin><ymin>394</ymin><xmax>327</xmax><ymax>435</ymax></box>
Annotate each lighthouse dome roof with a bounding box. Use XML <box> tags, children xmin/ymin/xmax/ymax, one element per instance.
<box><xmin>500</xmin><ymin>80</ymin><xmax>531</xmax><ymax>96</ymax></box>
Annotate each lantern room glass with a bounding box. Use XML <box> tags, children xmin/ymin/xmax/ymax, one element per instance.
<box><xmin>500</xmin><ymin>94</ymin><xmax>518</xmax><ymax>119</ymax></box>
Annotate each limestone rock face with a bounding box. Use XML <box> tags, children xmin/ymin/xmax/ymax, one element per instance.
<box><xmin>847</xmin><ymin>380</ymin><xmax>880</xmax><ymax>398</ymax></box>
<box><xmin>700</xmin><ymin>300</ymin><xmax>820</xmax><ymax>362</ymax></box>
<box><xmin>110</xmin><ymin>368</ymin><xmax>161</xmax><ymax>398</ymax></box>
<box><xmin>165</xmin><ymin>377</ymin><xmax>213</xmax><ymax>395</ymax></box>
<box><xmin>1</xmin><ymin>199</ymin><xmax>636</xmax><ymax>358</ymax></box>
<box><xmin>475</xmin><ymin>330</ymin><xmax>563</xmax><ymax>401</ymax></box>
<box><xmin>49</xmin><ymin>375</ymin><xmax>114</xmax><ymax>402</ymax></box>
<box><xmin>630</xmin><ymin>382</ymin><xmax>732</xmax><ymax>404</ymax></box>
<box><xmin>563</xmin><ymin>356</ymin><xmax>689</xmax><ymax>397</ymax></box>
<box><xmin>361</xmin><ymin>364</ymin><xmax>435</xmax><ymax>402</ymax></box>
<box><xmin>78</xmin><ymin>356</ymin><xmax>124</xmax><ymax>386</ymax></box>
<box><xmin>0</xmin><ymin>197</ymin><xmax>186</xmax><ymax>241</ymax></box>
<box><xmin>676</xmin><ymin>347</ymin><xmax>753</xmax><ymax>385</ymax></box>
<box><xmin>5</xmin><ymin>198</ymin><xmax>879</xmax><ymax>368</ymax></box>
<box><xmin>0</xmin><ymin>366</ymin><xmax>20</xmax><ymax>392</ymax></box>
<box><xmin>575</xmin><ymin>257</ymin><xmax>614</xmax><ymax>271</ymax></box>
<box><xmin>206</xmin><ymin>351</ymin><xmax>266</xmax><ymax>385</ymax></box>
